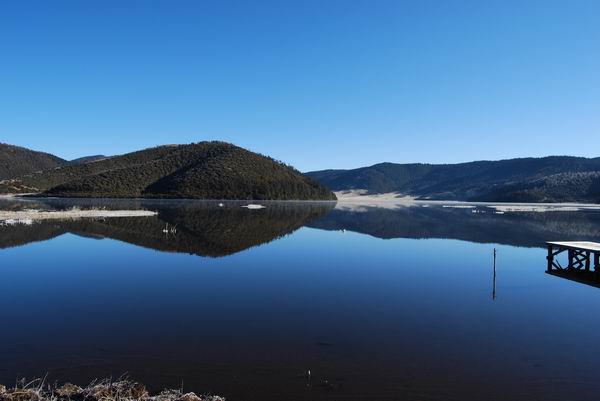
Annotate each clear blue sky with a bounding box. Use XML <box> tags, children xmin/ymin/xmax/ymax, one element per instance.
<box><xmin>1</xmin><ymin>0</ymin><xmax>598</xmax><ymax>171</ymax></box>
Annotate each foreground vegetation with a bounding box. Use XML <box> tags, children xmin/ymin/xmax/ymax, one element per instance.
<box><xmin>0</xmin><ymin>378</ymin><xmax>224</xmax><ymax>401</ymax></box>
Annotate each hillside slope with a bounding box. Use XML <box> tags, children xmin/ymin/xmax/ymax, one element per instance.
<box><xmin>68</xmin><ymin>155</ymin><xmax>107</xmax><ymax>165</ymax></box>
<box><xmin>307</xmin><ymin>156</ymin><xmax>600</xmax><ymax>203</ymax></box>
<box><xmin>1</xmin><ymin>142</ymin><xmax>336</xmax><ymax>200</ymax></box>
<box><xmin>472</xmin><ymin>171</ymin><xmax>600</xmax><ymax>203</ymax></box>
<box><xmin>0</xmin><ymin>143</ymin><xmax>66</xmax><ymax>180</ymax></box>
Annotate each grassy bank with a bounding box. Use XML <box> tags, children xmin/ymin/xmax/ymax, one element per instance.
<box><xmin>0</xmin><ymin>378</ymin><xmax>224</xmax><ymax>401</ymax></box>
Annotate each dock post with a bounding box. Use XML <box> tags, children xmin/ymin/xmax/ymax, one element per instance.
<box><xmin>547</xmin><ymin>244</ymin><xmax>553</xmax><ymax>272</ymax></box>
<box><xmin>568</xmin><ymin>249</ymin><xmax>574</xmax><ymax>269</ymax></box>
<box><xmin>586</xmin><ymin>251</ymin><xmax>591</xmax><ymax>271</ymax></box>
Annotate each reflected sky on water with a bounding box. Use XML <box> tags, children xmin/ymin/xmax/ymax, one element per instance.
<box><xmin>2</xmin><ymin>199</ymin><xmax>600</xmax><ymax>401</ymax></box>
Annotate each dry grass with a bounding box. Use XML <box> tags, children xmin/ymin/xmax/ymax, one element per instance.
<box><xmin>0</xmin><ymin>378</ymin><xmax>224</xmax><ymax>401</ymax></box>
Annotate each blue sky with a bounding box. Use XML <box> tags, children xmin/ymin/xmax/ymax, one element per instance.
<box><xmin>1</xmin><ymin>0</ymin><xmax>599</xmax><ymax>171</ymax></box>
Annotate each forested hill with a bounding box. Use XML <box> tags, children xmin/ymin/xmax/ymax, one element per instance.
<box><xmin>306</xmin><ymin>156</ymin><xmax>600</xmax><ymax>203</ymax></box>
<box><xmin>68</xmin><ymin>155</ymin><xmax>107</xmax><ymax>165</ymax></box>
<box><xmin>0</xmin><ymin>141</ymin><xmax>336</xmax><ymax>200</ymax></box>
<box><xmin>0</xmin><ymin>143</ymin><xmax>67</xmax><ymax>180</ymax></box>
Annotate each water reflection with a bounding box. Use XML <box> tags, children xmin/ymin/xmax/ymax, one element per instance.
<box><xmin>309</xmin><ymin>205</ymin><xmax>600</xmax><ymax>248</ymax></box>
<box><xmin>3</xmin><ymin>200</ymin><xmax>600</xmax><ymax>255</ymax></box>
<box><xmin>546</xmin><ymin>269</ymin><xmax>600</xmax><ymax>288</ymax></box>
<box><xmin>492</xmin><ymin>248</ymin><xmax>497</xmax><ymax>300</ymax></box>
<box><xmin>0</xmin><ymin>199</ymin><xmax>334</xmax><ymax>257</ymax></box>
<box><xmin>3</xmin><ymin>199</ymin><xmax>600</xmax><ymax>400</ymax></box>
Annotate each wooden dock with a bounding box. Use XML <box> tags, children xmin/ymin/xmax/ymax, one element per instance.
<box><xmin>546</xmin><ymin>241</ymin><xmax>600</xmax><ymax>274</ymax></box>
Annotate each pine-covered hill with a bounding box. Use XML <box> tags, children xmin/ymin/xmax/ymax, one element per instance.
<box><xmin>0</xmin><ymin>142</ymin><xmax>336</xmax><ymax>200</ymax></box>
<box><xmin>307</xmin><ymin>156</ymin><xmax>600</xmax><ymax>203</ymax></box>
<box><xmin>0</xmin><ymin>143</ymin><xmax>67</xmax><ymax>180</ymax></box>
<box><xmin>472</xmin><ymin>171</ymin><xmax>600</xmax><ymax>203</ymax></box>
<box><xmin>68</xmin><ymin>155</ymin><xmax>107</xmax><ymax>165</ymax></box>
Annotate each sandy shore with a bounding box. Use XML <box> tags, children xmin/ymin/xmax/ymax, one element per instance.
<box><xmin>0</xmin><ymin>193</ymin><xmax>36</xmax><ymax>198</ymax></box>
<box><xmin>335</xmin><ymin>190</ymin><xmax>416</xmax><ymax>203</ymax></box>
<box><xmin>0</xmin><ymin>209</ymin><xmax>157</xmax><ymax>223</ymax></box>
<box><xmin>334</xmin><ymin>190</ymin><xmax>600</xmax><ymax>212</ymax></box>
<box><xmin>334</xmin><ymin>190</ymin><xmax>416</xmax><ymax>210</ymax></box>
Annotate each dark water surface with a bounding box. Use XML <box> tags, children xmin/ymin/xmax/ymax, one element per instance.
<box><xmin>2</xmin><ymin>198</ymin><xmax>600</xmax><ymax>401</ymax></box>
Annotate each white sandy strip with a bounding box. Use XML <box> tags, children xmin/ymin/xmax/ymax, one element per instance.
<box><xmin>334</xmin><ymin>190</ymin><xmax>417</xmax><ymax>211</ymax></box>
<box><xmin>242</xmin><ymin>204</ymin><xmax>266</xmax><ymax>209</ymax></box>
<box><xmin>0</xmin><ymin>193</ymin><xmax>26</xmax><ymax>198</ymax></box>
<box><xmin>335</xmin><ymin>190</ymin><xmax>416</xmax><ymax>202</ymax></box>
<box><xmin>0</xmin><ymin>209</ymin><xmax>157</xmax><ymax>222</ymax></box>
<box><xmin>490</xmin><ymin>205</ymin><xmax>600</xmax><ymax>213</ymax></box>
<box><xmin>334</xmin><ymin>190</ymin><xmax>600</xmax><ymax>212</ymax></box>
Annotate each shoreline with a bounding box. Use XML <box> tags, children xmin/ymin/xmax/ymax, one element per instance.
<box><xmin>0</xmin><ymin>193</ymin><xmax>338</xmax><ymax>203</ymax></box>
<box><xmin>334</xmin><ymin>191</ymin><xmax>600</xmax><ymax>207</ymax></box>
<box><xmin>3</xmin><ymin>191</ymin><xmax>600</xmax><ymax>209</ymax></box>
<box><xmin>0</xmin><ymin>209</ymin><xmax>157</xmax><ymax>223</ymax></box>
<box><xmin>333</xmin><ymin>191</ymin><xmax>600</xmax><ymax>212</ymax></box>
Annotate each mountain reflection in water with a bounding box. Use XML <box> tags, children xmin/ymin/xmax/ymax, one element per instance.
<box><xmin>3</xmin><ymin>199</ymin><xmax>600</xmax><ymax>401</ymax></box>
<box><xmin>3</xmin><ymin>200</ymin><xmax>600</xmax><ymax>255</ymax></box>
<box><xmin>0</xmin><ymin>199</ymin><xmax>335</xmax><ymax>257</ymax></box>
<box><xmin>309</xmin><ymin>204</ymin><xmax>600</xmax><ymax>248</ymax></box>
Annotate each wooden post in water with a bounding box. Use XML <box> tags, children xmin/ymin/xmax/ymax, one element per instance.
<box><xmin>492</xmin><ymin>248</ymin><xmax>497</xmax><ymax>300</ymax></box>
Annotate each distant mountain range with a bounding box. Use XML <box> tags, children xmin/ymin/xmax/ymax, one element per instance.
<box><xmin>307</xmin><ymin>157</ymin><xmax>600</xmax><ymax>203</ymax></box>
<box><xmin>0</xmin><ymin>143</ymin><xmax>108</xmax><ymax>180</ymax></box>
<box><xmin>0</xmin><ymin>141</ymin><xmax>335</xmax><ymax>200</ymax></box>
<box><xmin>3</xmin><ymin>141</ymin><xmax>600</xmax><ymax>203</ymax></box>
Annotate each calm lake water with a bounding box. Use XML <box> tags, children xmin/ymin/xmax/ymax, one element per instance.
<box><xmin>2</xmin><ymin>198</ymin><xmax>600</xmax><ymax>401</ymax></box>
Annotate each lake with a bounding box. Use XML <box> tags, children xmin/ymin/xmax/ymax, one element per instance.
<box><xmin>2</xmin><ymin>198</ymin><xmax>600</xmax><ymax>401</ymax></box>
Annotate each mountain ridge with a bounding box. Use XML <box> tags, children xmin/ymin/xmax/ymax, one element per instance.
<box><xmin>3</xmin><ymin>142</ymin><xmax>600</xmax><ymax>203</ymax></box>
<box><xmin>68</xmin><ymin>155</ymin><xmax>108</xmax><ymax>165</ymax></box>
<box><xmin>0</xmin><ymin>143</ymin><xmax>67</xmax><ymax>180</ymax></box>
<box><xmin>306</xmin><ymin>156</ymin><xmax>600</xmax><ymax>203</ymax></box>
<box><xmin>0</xmin><ymin>141</ymin><xmax>336</xmax><ymax>200</ymax></box>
